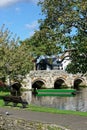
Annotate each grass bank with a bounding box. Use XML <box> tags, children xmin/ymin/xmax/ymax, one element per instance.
<box><xmin>0</xmin><ymin>90</ymin><xmax>87</xmax><ymax>117</ymax></box>
<box><xmin>0</xmin><ymin>98</ymin><xmax>87</xmax><ymax>117</ymax></box>
<box><xmin>26</xmin><ymin>104</ymin><xmax>87</xmax><ymax>117</ymax></box>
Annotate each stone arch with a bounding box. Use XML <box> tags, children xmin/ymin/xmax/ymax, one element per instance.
<box><xmin>74</xmin><ymin>78</ymin><xmax>85</xmax><ymax>90</ymax></box>
<box><xmin>54</xmin><ymin>78</ymin><xmax>67</xmax><ymax>89</ymax></box>
<box><xmin>32</xmin><ymin>78</ymin><xmax>46</xmax><ymax>89</ymax></box>
<box><xmin>10</xmin><ymin>82</ymin><xmax>22</xmax><ymax>96</ymax></box>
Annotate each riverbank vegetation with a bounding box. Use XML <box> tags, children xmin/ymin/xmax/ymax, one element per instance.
<box><xmin>28</xmin><ymin>105</ymin><xmax>87</xmax><ymax>117</ymax></box>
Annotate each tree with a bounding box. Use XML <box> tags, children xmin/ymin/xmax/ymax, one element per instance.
<box><xmin>25</xmin><ymin>28</ymin><xmax>61</xmax><ymax>57</ymax></box>
<box><xmin>0</xmin><ymin>24</ymin><xmax>18</xmax><ymax>79</ymax></box>
<box><xmin>0</xmin><ymin>25</ymin><xmax>34</xmax><ymax>83</ymax></box>
<box><xmin>66</xmin><ymin>30</ymin><xmax>87</xmax><ymax>74</ymax></box>
<box><xmin>37</xmin><ymin>0</ymin><xmax>87</xmax><ymax>74</ymax></box>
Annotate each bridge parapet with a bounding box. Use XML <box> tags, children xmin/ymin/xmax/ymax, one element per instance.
<box><xmin>29</xmin><ymin>70</ymin><xmax>68</xmax><ymax>77</ymax></box>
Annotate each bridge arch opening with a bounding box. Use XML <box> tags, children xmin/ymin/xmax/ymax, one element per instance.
<box><xmin>74</xmin><ymin>78</ymin><xmax>84</xmax><ymax>90</ymax></box>
<box><xmin>32</xmin><ymin>80</ymin><xmax>45</xmax><ymax>89</ymax></box>
<box><xmin>54</xmin><ymin>78</ymin><xmax>66</xmax><ymax>89</ymax></box>
<box><xmin>10</xmin><ymin>82</ymin><xmax>22</xmax><ymax>96</ymax></box>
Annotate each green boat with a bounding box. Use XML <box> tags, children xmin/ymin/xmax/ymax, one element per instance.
<box><xmin>36</xmin><ymin>89</ymin><xmax>76</xmax><ymax>97</ymax></box>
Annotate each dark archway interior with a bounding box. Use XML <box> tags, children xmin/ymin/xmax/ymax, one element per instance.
<box><xmin>32</xmin><ymin>81</ymin><xmax>45</xmax><ymax>89</ymax></box>
<box><xmin>11</xmin><ymin>82</ymin><xmax>22</xmax><ymax>90</ymax></box>
<box><xmin>10</xmin><ymin>82</ymin><xmax>22</xmax><ymax>96</ymax></box>
<box><xmin>54</xmin><ymin>79</ymin><xmax>65</xmax><ymax>89</ymax></box>
<box><xmin>74</xmin><ymin>79</ymin><xmax>83</xmax><ymax>90</ymax></box>
<box><xmin>32</xmin><ymin>81</ymin><xmax>45</xmax><ymax>95</ymax></box>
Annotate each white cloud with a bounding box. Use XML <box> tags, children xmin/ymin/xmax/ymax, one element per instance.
<box><xmin>0</xmin><ymin>0</ymin><xmax>39</xmax><ymax>7</ymax></box>
<box><xmin>0</xmin><ymin>0</ymin><xmax>19</xmax><ymax>7</ymax></box>
<box><xmin>25</xmin><ymin>21</ymin><xmax>38</xmax><ymax>30</ymax></box>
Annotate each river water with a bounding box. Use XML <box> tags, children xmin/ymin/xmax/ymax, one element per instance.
<box><xmin>21</xmin><ymin>88</ymin><xmax>87</xmax><ymax>112</ymax></box>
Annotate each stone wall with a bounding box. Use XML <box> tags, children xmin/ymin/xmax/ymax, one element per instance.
<box><xmin>0</xmin><ymin>114</ymin><xmax>68</xmax><ymax>130</ymax></box>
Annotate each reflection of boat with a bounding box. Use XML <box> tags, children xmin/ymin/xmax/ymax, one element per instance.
<box><xmin>36</xmin><ymin>89</ymin><xmax>76</xmax><ymax>97</ymax></box>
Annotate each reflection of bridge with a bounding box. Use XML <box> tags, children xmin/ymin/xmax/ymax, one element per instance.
<box><xmin>23</xmin><ymin>70</ymin><xmax>87</xmax><ymax>90</ymax></box>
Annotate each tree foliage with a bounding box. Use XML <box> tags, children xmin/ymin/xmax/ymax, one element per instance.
<box><xmin>0</xmin><ymin>25</ymin><xmax>33</xmax><ymax>82</ymax></box>
<box><xmin>37</xmin><ymin>0</ymin><xmax>87</xmax><ymax>74</ymax></box>
<box><xmin>66</xmin><ymin>30</ymin><xmax>87</xmax><ymax>74</ymax></box>
<box><xmin>25</xmin><ymin>28</ymin><xmax>61</xmax><ymax>57</ymax></box>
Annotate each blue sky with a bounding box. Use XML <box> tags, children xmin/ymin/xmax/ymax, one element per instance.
<box><xmin>0</xmin><ymin>0</ymin><xmax>43</xmax><ymax>40</ymax></box>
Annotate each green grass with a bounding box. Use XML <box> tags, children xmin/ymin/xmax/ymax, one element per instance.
<box><xmin>0</xmin><ymin>91</ymin><xmax>10</xmax><ymax>96</ymax></box>
<box><xmin>0</xmin><ymin>99</ymin><xmax>5</xmax><ymax>106</ymax></box>
<box><xmin>0</xmin><ymin>88</ymin><xmax>10</xmax><ymax>105</ymax></box>
<box><xmin>0</xmin><ymin>88</ymin><xmax>10</xmax><ymax>100</ymax></box>
<box><xmin>1</xmin><ymin>100</ymin><xmax>87</xmax><ymax>117</ymax></box>
<box><xmin>0</xmin><ymin>90</ymin><xmax>87</xmax><ymax>117</ymax></box>
<box><xmin>26</xmin><ymin>104</ymin><xmax>87</xmax><ymax>117</ymax></box>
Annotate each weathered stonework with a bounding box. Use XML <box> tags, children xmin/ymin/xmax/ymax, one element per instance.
<box><xmin>22</xmin><ymin>70</ymin><xmax>87</xmax><ymax>89</ymax></box>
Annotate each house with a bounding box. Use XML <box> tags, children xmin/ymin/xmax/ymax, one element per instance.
<box><xmin>35</xmin><ymin>49</ymin><xmax>73</xmax><ymax>70</ymax></box>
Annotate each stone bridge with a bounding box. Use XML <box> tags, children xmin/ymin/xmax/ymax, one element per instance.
<box><xmin>23</xmin><ymin>70</ymin><xmax>87</xmax><ymax>90</ymax></box>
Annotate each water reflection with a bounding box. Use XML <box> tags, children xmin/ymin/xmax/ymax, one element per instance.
<box><xmin>21</xmin><ymin>91</ymin><xmax>32</xmax><ymax>104</ymax></box>
<box><xmin>21</xmin><ymin>88</ymin><xmax>87</xmax><ymax>112</ymax></box>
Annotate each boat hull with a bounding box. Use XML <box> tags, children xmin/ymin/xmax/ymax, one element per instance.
<box><xmin>36</xmin><ymin>89</ymin><xmax>76</xmax><ymax>97</ymax></box>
